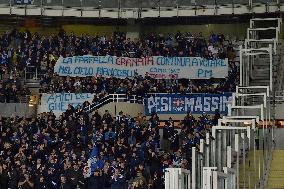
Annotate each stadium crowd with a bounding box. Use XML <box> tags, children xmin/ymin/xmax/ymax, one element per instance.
<box><xmin>4</xmin><ymin>29</ymin><xmax>238</xmax><ymax>69</ymax></box>
<box><xmin>0</xmin><ymin>107</ymin><xmax>217</xmax><ymax>189</ymax></box>
<box><xmin>0</xmin><ymin>29</ymin><xmax>232</xmax><ymax>189</ymax></box>
<box><xmin>0</xmin><ymin>29</ymin><xmax>239</xmax><ymax>98</ymax></box>
<box><xmin>0</xmin><ymin>73</ymin><xmax>30</xmax><ymax>103</ymax></box>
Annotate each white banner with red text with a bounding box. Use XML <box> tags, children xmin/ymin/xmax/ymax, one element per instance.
<box><xmin>54</xmin><ymin>55</ymin><xmax>228</xmax><ymax>79</ymax></box>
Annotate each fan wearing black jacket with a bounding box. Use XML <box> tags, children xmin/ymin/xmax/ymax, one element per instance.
<box><xmin>87</xmin><ymin>169</ymin><xmax>105</xmax><ymax>189</ymax></box>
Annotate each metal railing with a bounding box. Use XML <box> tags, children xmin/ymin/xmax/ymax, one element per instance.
<box><xmin>24</xmin><ymin>66</ymin><xmax>44</xmax><ymax>81</ymax></box>
<box><xmin>0</xmin><ymin>94</ymin><xmax>30</xmax><ymax>103</ymax></box>
<box><xmin>0</xmin><ymin>0</ymin><xmax>280</xmax><ymax>18</ymax></box>
<box><xmin>0</xmin><ymin>0</ymin><xmax>280</xmax><ymax>9</ymax></box>
<box><xmin>83</xmin><ymin>93</ymin><xmax>143</xmax><ymax>113</ymax></box>
<box><xmin>274</xmin><ymin>40</ymin><xmax>284</xmax><ymax>92</ymax></box>
<box><xmin>4</xmin><ymin>0</ymin><xmax>279</xmax><ymax>8</ymax></box>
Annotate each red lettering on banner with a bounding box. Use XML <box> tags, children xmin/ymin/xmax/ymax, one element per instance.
<box><xmin>148</xmin><ymin>73</ymin><xmax>165</xmax><ymax>79</ymax></box>
<box><xmin>147</xmin><ymin>57</ymin><xmax>154</xmax><ymax>65</ymax></box>
<box><xmin>148</xmin><ymin>73</ymin><xmax>179</xmax><ymax>79</ymax></box>
<box><xmin>116</xmin><ymin>57</ymin><xmax>121</xmax><ymax>65</ymax></box>
<box><xmin>132</xmin><ymin>59</ymin><xmax>136</xmax><ymax>66</ymax></box>
<box><xmin>132</xmin><ymin>58</ymin><xmax>139</xmax><ymax>67</ymax></box>
<box><xmin>120</xmin><ymin>57</ymin><xmax>126</xmax><ymax>66</ymax></box>
<box><xmin>137</xmin><ymin>58</ymin><xmax>143</xmax><ymax>66</ymax></box>
<box><xmin>169</xmin><ymin>74</ymin><xmax>178</xmax><ymax>79</ymax></box>
<box><xmin>126</xmin><ymin>59</ymin><xmax>132</xmax><ymax>67</ymax></box>
<box><xmin>116</xmin><ymin>57</ymin><xmax>155</xmax><ymax>67</ymax></box>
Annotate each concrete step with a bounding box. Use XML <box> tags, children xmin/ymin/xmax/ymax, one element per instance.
<box><xmin>251</xmin><ymin>73</ymin><xmax>270</xmax><ymax>78</ymax></box>
<box><xmin>29</xmin><ymin>88</ymin><xmax>40</xmax><ymax>95</ymax></box>
<box><xmin>250</xmin><ymin>80</ymin><xmax>270</xmax><ymax>86</ymax></box>
<box><xmin>26</xmin><ymin>83</ymin><xmax>41</xmax><ymax>88</ymax></box>
<box><xmin>252</xmin><ymin>70</ymin><xmax>279</xmax><ymax>76</ymax></box>
<box><xmin>253</xmin><ymin>70</ymin><xmax>270</xmax><ymax>75</ymax></box>
<box><xmin>26</xmin><ymin>79</ymin><xmax>41</xmax><ymax>83</ymax></box>
<box><xmin>239</xmin><ymin>150</ymin><xmax>264</xmax><ymax>189</ymax></box>
<box><xmin>267</xmin><ymin>150</ymin><xmax>284</xmax><ymax>189</ymax></box>
<box><xmin>25</xmin><ymin>79</ymin><xmax>41</xmax><ymax>89</ymax></box>
<box><xmin>254</xmin><ymin>58</ymin><xmax>279</xmax><ymax>65</ymax></box>
<box><xmin>254</xmin><ymin>67</ymin><xmax>271</xmax><ymax>71</ymax></box>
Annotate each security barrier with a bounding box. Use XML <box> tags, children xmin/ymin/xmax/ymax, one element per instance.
<box><xmin>0</xmin><ymin>0</ymin><xmax>281</xmax><ymax>18</ymax></box>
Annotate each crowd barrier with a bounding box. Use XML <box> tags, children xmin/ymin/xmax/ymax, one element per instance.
<box><xmin>6</xmin><ymin>0</ymin><xmax>282</xmax><ymax>8</ymax></box>
<box><xmin>0</xmin><ymin>95</ymin><xmax>30</xmax><ymax>103</ymax></box>
<box><xmin>0</xmin><ymin>0</ymin><xmax>280</xmax><ymax>18</ymax></box>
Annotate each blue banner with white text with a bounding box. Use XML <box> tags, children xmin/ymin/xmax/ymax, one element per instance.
<box><xmin>145</xmin><ymin>93</ymin><xmax>232</xmax><ymax>115</ymax></box>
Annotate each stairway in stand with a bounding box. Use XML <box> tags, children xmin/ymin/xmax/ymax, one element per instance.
<box><xmin>239</xmin><ymin>150</ymin><xmax>264</xmax><ymax>189</ymax></box>
<box><xmin>267</xmin><ymin>150</ymin><xmax>284</xmax><ymax>189</ymax></box>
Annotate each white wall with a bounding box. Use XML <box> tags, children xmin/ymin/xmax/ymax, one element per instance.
<box><xmin>95</xmin><ymin>102</ymin><xmax>223</xmax><ymax>121</ymax></box>
<box><xmin>0</xmin><ymin>103</ymin><xmax>36</xmax><ymax>118</ymax></box>
<box><xmin>275</xmin><ymin>104</ymin><xmax>284</xmax><ymax>119</ymax></box>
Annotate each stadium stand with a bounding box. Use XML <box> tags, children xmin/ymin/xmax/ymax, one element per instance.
<box><xmin>0</xmin><ymin>29</ymin><xmax>230</xmax><ymax>189</ymax></box>
<box><xmin>0</xmin><ymin>0</ymin><xmax>283</xmax><ymax>189</ymax></box>
<box><xmin>0</xmin><ymin>29</ymin><xmax>239</xmax><ymax>101</ymax></box>
<box><xmin>0</xmin><ymin>109</ymin><xmax>218</xmax><ymax>189</ymax></box>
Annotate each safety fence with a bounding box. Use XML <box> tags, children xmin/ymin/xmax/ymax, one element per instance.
<box><xmin>0</xmin><ymin>0</ymin><xmax>280</xmax><ymax>18</ymax></box>
<box><xmin>4</xmin><ymin>0</ymin><xmax>282</xmax><ymax>8</ymax></box>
